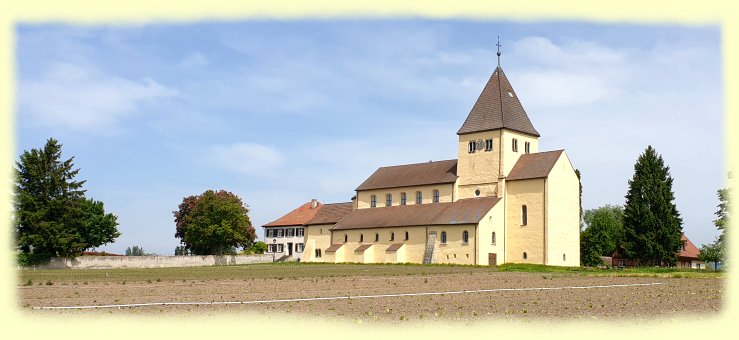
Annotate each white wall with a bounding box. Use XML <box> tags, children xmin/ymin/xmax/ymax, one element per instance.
<box><xmin>22</xmin><ymin>255</ymin><xmax>273</xmax><ymax>270</ymax></box>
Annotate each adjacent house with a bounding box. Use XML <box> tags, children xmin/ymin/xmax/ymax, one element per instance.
<box><xmin>608</xmin><ymin>234</ymin><xmax>704</xmax><ymax>269</ymax></box>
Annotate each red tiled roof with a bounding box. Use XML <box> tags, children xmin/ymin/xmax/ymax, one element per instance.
<box><xmin>263</xmin><ymin>201</ymin><xmax>322</xmax><ymax>227</ymax></box>
<box><xmin>332</xmin><ymin>197</ymin><xmax>500</xmax><ymax>230</ymax></box>
<box><xmin>356</xmin><ymin>159</ymin><xmax>458</xmax><ymax>191</ymax></box>
<box><xmin>354</xmin><ymin>244</ymin><xmax>373</xmax><ymax>252</ymax></box>
<box><xmin>386</xmin><ymin>243</ymin><xmax>404</xmax><ymax>252</ymax></box>
<box><xmin>305</xmin><ymin>202</ymin><xmax>353</xmax><ymax>225</ymax></box>
<box><xmin>325</xmin><ymin>244</ymin><xmax>343</xmax><ymax>252</ymax></box>
<box><xmin>679</xmin><ymin>234</ymin><xmax>701</xmax><ymax>259</ymax></box>
<box><xmin>506</xmin><ymin>150</ymin><xmax>564</xmax><ymax>181</ymax></box>
<box><xmin>457</xmin><ymin>66</ymin><xmax>540</xmax><ymax>137</ymax></box>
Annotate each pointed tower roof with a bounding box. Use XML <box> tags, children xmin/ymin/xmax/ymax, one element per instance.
<box><xmin>457</xmin><ymin>66</ymin><xmax>540</xmax><ymax>137</ymax></box>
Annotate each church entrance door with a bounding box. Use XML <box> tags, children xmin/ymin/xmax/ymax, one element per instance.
<box><xmin>488</xmin><ymin>253</ymin><xmax>497</xmax><ymax>266</ymax></box>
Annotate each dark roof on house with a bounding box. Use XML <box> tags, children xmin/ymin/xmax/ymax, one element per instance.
<box><xmin>325</xmin><ymin>244</ymin><xmax>343</xmax><ymax>252</ymax></box>
<box><xmin>332</xmin><ymin>197</ymin><xmax>500</xmax><ymax>230</ymax></box>
<box><xmin>305</xmin><ymin>202</ymin><xmax>353</xmax><ymax>226</ymax></box>
<box><xmin>457</xmin><ymin>66</ymin><xmax>540</xmax><ymax>137</ymax></box>
<box><xmin>506</xmin><ymin>150</ymin><xmax>564</xmax><ymax>181</ymax></box>
<box><xmin>356</xmin><ymin>159</ymin><xmax>458</xmax><ymax>191</ymax></box>
<box><xmin>263</xmin><ymin>201</ymin><xmax>322</xmax><ymax>227</ymax></box>
<box><xmin>355</xmin><ymin>244</ymin><xmax>373</xmax><ymax>252</ymax></box>
<box><xmin>679</xmin><ymin>234</ymin><xmax>701</xmax><ymax>259</ymax></box>
<box><xmin>386</xmin><ymin>243</ymin><xmax>404</xmax><ymax>252</ymax></box>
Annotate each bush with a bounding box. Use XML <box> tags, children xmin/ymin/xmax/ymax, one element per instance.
<box><xmin>17</xmin><ymin>253</ymin><xmax>51</xmax><ymax>267</ymax></box>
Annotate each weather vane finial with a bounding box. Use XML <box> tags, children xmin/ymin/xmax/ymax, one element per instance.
<box><xmin>496</xmin><ymin>35</ymin><xmax>502</xmax><ymax>67</ymax></box>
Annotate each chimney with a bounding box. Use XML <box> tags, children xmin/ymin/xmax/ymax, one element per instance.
<box><xmin>310</xmin><ymin>199</ymin><xmax>318</xmax><ymax>208</ymax></box>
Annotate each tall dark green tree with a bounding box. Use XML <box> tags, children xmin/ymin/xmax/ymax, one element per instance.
<box><xmin>580</xmin><ymin>205</ymin><xmax>625</xmax><ymax>266</ymax></box>
<box><xmin>714</xmin><ymin>187</ymin><xmax>730</xmax><ymax>248</ymax></box>
<box><xmin>173</xmin><ymin>190</ymin><xmax>256</xmax><ymax>255</ymax></box>
<box><xmin>14</xmin><ymin>138</ymin><xmax>120</xmax><ymax>260</ymax></box>
<box><xmin>575</xmin><ymin>169</ymin><xmax>583</xmax><ymax>231</ymax></box>
<box><xmin>622</xmin><ymin>146</ymin><xmax>683</xmax><ymax>266</ymax></box>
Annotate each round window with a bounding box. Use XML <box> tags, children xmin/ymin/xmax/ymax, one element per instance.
<box><xmin>475</xmin><ymin>189</ymin><xmax>481</xmax><ymax>196</ymax></box>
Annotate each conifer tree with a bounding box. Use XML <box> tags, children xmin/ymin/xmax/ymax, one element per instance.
<box><xmin>622</xmin><ymin>146</ymin><xmax>683</xmax><ymax>266</ymax></box>
<box><xmin>15</xmin><ymin>138</ymin><xmax>120</xmax><ymax>260</ymax></box>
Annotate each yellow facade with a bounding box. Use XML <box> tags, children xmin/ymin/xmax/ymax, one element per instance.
<box><xmin>505</xmin><ymin>178</ymin><xmax>546</xmax><ymax>264</ymax></box>
<box><xmin>301</xmin><ymin>224</ymin><xmax>333</xmax><ymax>263</ymax></box>
<box><xmin>544</xmin><ymin>153</ymin><xmax>580</xmax><ymax>266</ymax></box>
<box><xmin>501</xmin><ymin>129</ymin><xmax>539</xmax><ymax>177</ymax></box>
<box><xmin>356</xmin><ymin>184</ymin><xmax>454</xmax><ymax>209</ymax></box>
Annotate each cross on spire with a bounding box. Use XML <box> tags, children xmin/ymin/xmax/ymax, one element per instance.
<box><xmin>496</xmin><ymin>35</ymin><xmax>502</xmax><ymax>66</ymax></box>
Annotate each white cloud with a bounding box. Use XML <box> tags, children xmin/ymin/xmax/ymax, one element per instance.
<box><xmin>180</xmin><ymin>51</ymin><xmax>209</xmax><ymax>67</ymax></box>
<box><xmin>18</xmin><ymin>62</ymin><xmax>177</xmax><ymax>131</ymax></box>
<box><xmin>205</xmin><ymin>143</ymin><xmax>285</xmax><ymax>177</ymax></box>
<box><xmin>515</xmin><ymin>70</ymin><xmax>618</xmax><ymax>107</ymax></box>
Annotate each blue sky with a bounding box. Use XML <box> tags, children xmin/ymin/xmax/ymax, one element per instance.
<box><xmin>15</xmin><ymin>20</ymin><xmax>724</xmax><ymax>255</ymax></box>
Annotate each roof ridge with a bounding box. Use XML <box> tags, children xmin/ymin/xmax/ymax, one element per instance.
<box><xmin>376</xmin><ymin>158</ymin><xmax>457</xmax><ymax>169</ymax></box>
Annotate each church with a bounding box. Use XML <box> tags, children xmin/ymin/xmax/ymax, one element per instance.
<box><xmin>262</xmin><ymin>57</ymin><xmax>581</xmax><ymax>267</ymax></box>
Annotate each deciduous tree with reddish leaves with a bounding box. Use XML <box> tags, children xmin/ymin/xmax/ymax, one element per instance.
<box><xmin>173</xmin><ymin>190</ymin><xmax>255</xmax><ymax>255</ymax></box>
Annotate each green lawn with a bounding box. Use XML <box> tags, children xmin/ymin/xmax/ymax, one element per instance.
<box><xmin>17</xmin><ymin>262</ymin><xmax>724</xmax><ymax>286</ymax></box>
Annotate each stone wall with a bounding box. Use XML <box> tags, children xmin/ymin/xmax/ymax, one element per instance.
<box><xmin>24</xmin><ymin>254</ymin><xmax>273</xmax><ymax>270</ymax></box>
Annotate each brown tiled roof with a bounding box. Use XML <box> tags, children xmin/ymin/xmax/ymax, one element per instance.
<box><xmin>678</xmin><ymin>234</ymin><xmax>701</xmax><ymax>259</ymax></box>
<box><xmin>332</xmin><ymin>197</ymin><xmax>500</xmax><ymax>230</ymax></box>
<box><xmin>356</xmin><ymin>159</ymin><xmax>458</xmax><ymax>191</ymax></box>
<box><xmin>263</xmin><ymin>201</ymin><xmax>322</xmax><ymax>227</ymax></box>
<box><xmin>354</xmin><ymin>244</ymin><xmax>373</xmax><ymax>252</ymax></box>
<box><xmin>305</xmin><ymin>202</ymin><xmax>353</xmax><ymax>226</ymax></box>
<box><xmin>506</xmin><ymin>150</ymin><xmax>564</xmax><ymax>181</ymax></box>
<box><xmin>325</xmin><ymin>244</ymin><xmax>343</xmax><ymax>252</ymax></box>
<box><xmin>386</xmin><ymin>243</ymin><xmax>404</xmax><ymax>252</ymax></box>
<box><xmin>457</xmin><ymin>66</ymin><xmax>540</xmax><ymax>137</ymax></box>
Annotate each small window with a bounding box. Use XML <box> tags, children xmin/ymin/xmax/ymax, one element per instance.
<box><xmin>297</xmin><ymin>228</ymin><xmax>304</xmax><ymax>237</ymax></box>
<box><xmin>287</xmin><ymin>228</ymin><xmax>295</xmax><ymax>237</ymax></box>
<box><xmin>468</xmin><ymin>141</ymin><xmax>476</xmax><ymax>153</ymax></box>
<box><xmin>390</xmin><ymin>232</ymin><xmax>395</xmax><ymax>241</ymax></box>
<box><xmin>463</xmin><ymin>230</ymin><xmax>469</xmax><ymax>243</ymax></box>
<box><xmin>374</xmin><ymin>233</ymin><xmax>379</xmax><ymax>242</ymax></box>
<box><xmin>440</xmin><ymin>231</ymin><xmax>447</xmax><ymax>244</ymax></box>
<box><xmin>360</xmin><ymin>234</ymin><xmax>364</xmax><ymax>243</ymax></box>
<box><xmin>492</xmin><ymin>232</ymin><xmax>496</xmax><ymax>245</ymax></box>
<box><xmin>277</xmin><ymin>229</ymin><xmax>284</xmax><ymax>237</ymax></box>
<box><xmin>507</xmin><ymin>91</ymin><xmax>514</xmax><ymax>97</ymax></box>
<box><xmin>315</xmin><ymin>249</ymin><xmax>322</xmax><ymax>258</ymax></box>
<box><xmin>268</xmin><ymin>244</ymin><xmax>275</xmax><ymax>253</ymax></box>
<box><xmin>344</xmin><ymin>234</ymin><xmax>348</xmax><ymax>243</ymax></box>
<box><xmin>522</xmin><ymin>205</ymin><xmax>528</xmax><ymax>225</ymax></box>
<box><xmin>563</xmin><ymin>253</ymin><xmax>566</xmax><ymax>261</ymax></box>
<box><xmin>386</xmin><ymin>193</ymin><xmax>392</xmax><ymax>206</ymax></box>
<box><xmin>475</xmin><ymin>189</ymin><xmax>480</xmax><ymax>197</ymax></box>
<box><xmin>415</xmin><ymin>191</ymin><xmax>422</xmax><ymax>204</ymax></box>
<box><xmin>525</xmin><ymin>141</ymin><xmax>530</xmax><ymax>154</ymax></box>
<box><xmin>432</xmin><ymin>189</ymin><xmax>440</xmax><ymax>203</ymax></box>
<box><xmin>320</xmin><ymin>228</ymin><xmax>322</xmax><ymax>234</ymax></box>
<box><xmin>512</xmin><ymin>138</ymin><xmax>518</xmax><ymax>152</ymax></box>
<box><xmin>485</xmin><ymin>139</ymin><xmax>493</xmax><ymax>152</ymax></box>
<box><xmin>370</xmin><ymin>195</ymin><xmax>377</xmax><ymax>208</ymax></box>
<box><xmin>277</xmin><ymin>244</ymin><xmax>284</xmax><ymax>253</ymax></box>
<box><xmin>296</xmin><ymin>243</ymin><xmax>304</xmax><ymax>253</ymax></box>
<box><xmin>404</xmin><ymin>231</ymin><xmax>409</xmax><ymax>241</ymax></box>
<box><xmin>523</xmin><ymin>252</ymin><xmax>528</xmax><ymax>260</ymax></box>
<box><xmin>400</xmin><ymin>192</ymin><xmax>407</xmax><ymax>205</ymax></box>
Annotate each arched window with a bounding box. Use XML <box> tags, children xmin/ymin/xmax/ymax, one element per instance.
<box><xmin>563</xmin><ymin>254</ymin><xmax>566</xmax><ymax>261</ymax></box>
<box><xmin>344</xmin><ymin>234</ymin><xmax>348</xmax><ymax>243</ymax></box>
<box><xmin>462</xmin><ymin>230</ymin><xmax>469</xmax><ymax>243</ymax></box>
<box><xmin>370</xmin><ymin>195</ymin><xmax>377</xmax><ymax>208</ymax></box>
<box><xmin>404</xmin><ymin>231</ymin><xmax>409</xmax><ymax>241</ymax></box>
<box><xmin>386</xmin><ymin>193</ymin><xmax>392</xmax><ymax>206</ymax></box>
<box><xmin>390</xmin><ymin>232</ymin><xmax>395</xmax><ymax>241</ymax></box>
<box><xmin>375</xmin><ymin>233</ymin><xmax>379</xmax><ymax>242</ymax></box>
<box><xmin>521</xmin><ymin>205</ymin><xmax>528</xmax><ymax>225</ymax></box>
<box><xmin>440</xmin><ymin>231</ymin><xmax>447</xmax><ymax>244</ymax></box>
<box><xmin>415</xmin><ymin>191</ymin><xmax>422</xmax><ymax>204</ymax></box>
<box><xmin>523</xmin><ymin>252</ymin><xmax>528</xmax><ymax>260</ymax></box>
<box><xmin>492</xmin><ymin>232</ymin><xmax>496</xmax><ymax>245</ymax></box>
<box><xmin>360</xmin><ymin>234</ymin><xmax>364</xmax><ymax>243</ymax></box>
<box><xmin>432</xmin><ymin>189</ymin><xmax>440</xmax><ymax>203</ymax></box>
<box><xmin>400</xmin><ymin>192</ymin><xmax>407</xmax><ymax>205</ymax></box>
